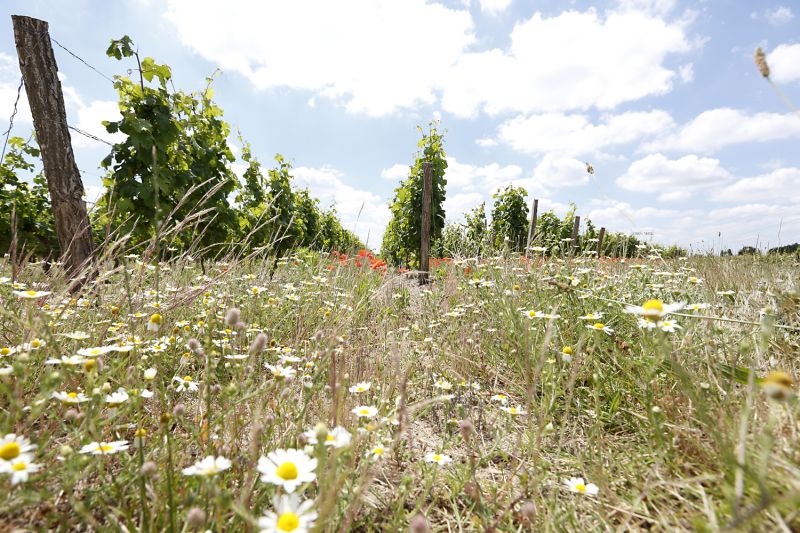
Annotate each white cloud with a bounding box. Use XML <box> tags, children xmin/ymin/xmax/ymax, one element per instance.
<box><xmin>752</xmin><ymin>6</ymin><xmax>794</xmax><ymax>26</ymax></box>
<box><xmin>445</xmin><ymin>156</ymin><xmax>523</xmax><ymax>190</ymax></box>
<box><xmin>642</xmin><ymin>108</ymin><xmax>800</xmax><ymax>153</ymax></box>
<box><xmin>164</xmin><ymin>0</ymin><xmax>475</xmax><ymax>117</ymax></box>
<box><xmin>678</xmin><ymin>63</ymin><xmax>694</xmax><ymax>83</ymax></box>
<box><xmin>532</xmin><ymin>154</ymin><xmax>590</xmax><ymax>188</ymax></box>
<box><xmin>495</xmin><ymin>110</ymin><xmax>674</xmax><ymax>156</ymax></box>
<box><xmin>479</xmin><ymin>0</ymin><xmax>512</xmax><ymax>15</ymax></box>
<box><xmin>71</xmin><ymin>100</ymin><xmax>124</xmax><ymax>149</ymax></box>
<box><xmin>380</xmin><ymin>163</ymin><xmax>409</xmax><ymax>181</ymax></box>
<box><xmin>292</xmin><ymin>166</ymin><xmax>389</xmax><ymax>247</ymax></box>
<box><xmin>712</xmin><ymin>167</ymin><xmax>800</xmax><ymax>204</ymax></box>
<box><xmin>440</xmin><ymin>8</ymin><xmax>692</xmax><ymax>117</ymax></box>
<box><xmin>615</xmin><ymin>153</ymin><xmax>732</xmax><ymax>201</ymax></box>
<box><xmin>767</xmin><ymin>43</ymin><xmax>800</xmax><ymax>83</ymax></box>
<box><xmin>163</xmin><ymin>2</ymin><xmax>692</xmax><ymax>117</ymax></box>
<box><xmin>0</xmin><ymin>52</ymin><xmax>32</xmax><ymax>128</ymax></box>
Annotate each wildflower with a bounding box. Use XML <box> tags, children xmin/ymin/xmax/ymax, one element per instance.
<box><xmin>45</xmin><ymin>355</ymin><xmax>88</xmax><ymax>366</ymax></box>
<box><xmin>0</xmin><ymin>434</ymin><xmax>36</xmax><ymax>462</ymax></box>
<box><xmin>686</xmin><ymin>303</ymin><xmax>711</xmax><ymax>312</ymax></box>
<box><xmin>500</xmin><ymin>405</ymin><xmax>527</xmax><ymax>415</ymax></box>
<box><xmin>144</xmin><ymin>368</ymin><xmax>157</xmax><ymax>380</ymax></box>
<box><xmin>524</xmin><ymin>310</ymin><xmax>545</xmax><ymax>319</ymax></box>
<box><xmin>266</xmin><ymin>364</ymin><xmax>296</xmax><ymax>379</ymax></box>
<box><xmin>258</xmin><ymin>493</ymin><xmax>317</xmax><ymax>533</ymax></box>
<box><xmin>762</xmin><ymin>371</ymin><xmax>795</xmax><ymax>401</ymax></box>
<box><xmin>182</xmin><ymin>456</ymin><xmax>232</xmax><ymax>477</ymax></box>
<box><xmin>52</xmin><ymin>391</ymin><xmax>90</xmax><ymax>404</ymax></box>
<box><xmin>80</xmin><ymin>440</ymin><xmax>129</xmax><ymax>455</ymax></box>
<box><xmin>578</xmin><ymin>312</ymin><xmax>603</xmax><ymax>320</ymax></box>
<box><xmin>561</xmin><ymin>346</ymin><xmax>574</xmax><ymax>363</ymax></box>
<box><xmin>105</xmin><ymin>388</ymin><xmax>130</xmax><ymax>406</ymax></box>
<box><xmin>0</xmin><ymin>346</ymin><xmax>16</xmax><ymax>357</ymax></box>
<box><xmin>257</xmin><ymin>449</ymin><xmax>317</xmax><ymax>493</ymax></box>
<box><xmin>687</xmin><ymin>276</ymin><xmax>703</xmax><ymax>284</ymax></box>
<box><xmin>624</xmin><ymin>299</ymin><xmax>684</xmax><ymax>322</ymax></box>
<box><xmin>173</xmin><ymin>376</ymin><xmax>199</xmax><ymax>393</ymax></box>
<box><xmin>657</xmin><ymin>320</ymin><xmax>681</xmax><ymax>333</ymax></box>
<box><xmin>305</xmin><ymin>426</ymin><xmax>351</xmax><ymax>448</ymax></box>
<box><xmin>0</xmin><ymin>457</ymin><xmax>40</xmax><ymax>485</ymax></box>
<box><xmin>348</xmin><ymin>381</ymin><xmax>371</xmax><ymax>393</ymax></box>
<box><xmin>424</xmin><ymin>452</ymin><xmax>452</xmax><ymax>465</ymax></box>
<box><xmin>433</xmin><ymin>379</ymin><xmax>453</xmax><ymax>391</ymax></box>
<box><xmin>351</xmin><ymin>405</ymin><xmax>378</xmax><ymax>418</ymax></box>
<box><xmin>587</xmin><ymin>322</ymin><xmax>614</xmax><ymax>335</ymax></box>
<box><xmin>564</xmin><ymin>476</ymin><xmax>599</xmax><ymax>495</ymax></box>
<box><xmin>62</xmin><ymin>331</ymin><xmax>90</xmax><ymax>340</ymax></box>
<box><xmin>147</xmin><ymin>313</ymin><xmax>163</xmax><ymax>332</ymax></box>
<box><xmin>367</xmin><ymin>444</ymin><xmax>387</xmax><ymax>460</ymax></box>
<box><xmin>490</xmin><ymin>394</ymin><xmax>508</xmax><ymax>404</ymax></box>
<box><xmin>13</xmin><ymin>290</ymin><xmax>51</xmax><ymax>299</ymax></box>
<box><xmin>77</xmin><ymin>346</ymin><xmax>116</xmax><ymax>357</ymax></box>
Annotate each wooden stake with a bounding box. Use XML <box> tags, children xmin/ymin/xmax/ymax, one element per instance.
<box><xmin>571</xmin><ymin>215</ymin><xmax>580</xmax><ymax>255</ymax></box>
<box><xmin>12</xmin><ymin>16</ymin><xmax>94</xmax><ymax>281</ymax></box>
<box><xmin>419</xmin><ymin>162</ymin><xmax>432</xmax><ymax>283</ymax></box>
<box><xmin>597</xmin><ymin>227</ymin><xmax>606</xmax><ymax>257</ymax></box>
<box><xmin>525</xmin><ymin>198</ymin><xmax>538</xmax><ymax>257</ymax></box>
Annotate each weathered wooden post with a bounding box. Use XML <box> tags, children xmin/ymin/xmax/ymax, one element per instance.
<box><xmin>12</xmin><ymin>15</ymin><xmax>94</xmax><ymax>280</ymax></box>
<box><xmin>525</xmin><ymin>198</ymin><xmax>538</xmax><ymax>258</ymax></box>
<box><xmin>597</xmin><ymin>227</ymin><xmax>606</xmax><ymax>257</ymax></box>
<box><xmin>419</xmin><ymin>162</ymin><xmax>432</xmax><ymax>283</ymax></box>
<box><xmin>571</xmin><ymin>215</ymin><xmax>580</xmax><ymax>255</ymax></box>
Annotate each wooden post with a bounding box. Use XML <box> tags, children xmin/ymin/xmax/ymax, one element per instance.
<box><xmin>419</xmin><ymin>162</ymin><xmax>432</xmax><ymax>283</ymax></box>
<box><xmin>571</xmin><ymin>215</ymin><xmax>580</xmax><ymax>255</ymax></box>
<box><xmin>597</xmin><ymin>227</ymin><xmax>606</xmax><ymax>257</ymax></box>
<box><xmin>525</xmin><ymin>198</ymin><xmax>538</xmax><ymax>257</ymax></box>
<box><xmin>12</xmin><ymin>16</ymin><xmax>94</xmax><ymax>280</ymax></box>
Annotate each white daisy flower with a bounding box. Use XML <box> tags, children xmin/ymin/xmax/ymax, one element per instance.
<box><xmin>500</xmin><ymin>405</ymin><xmax>527</xmax><ymax>415</ymax></box>
<box><xmin>52</xmin><ymin>391</ymin><xmax>90</xmax><ymax>404</ymax></box>
<box><xmin>0</xmin><ymin>434</ymin><xmax>36</xmax><ymax>463</ymax></box>
<box><xmin>424</xmin><ymin>452</ymin><xmax>452</xmax><ymax>465</ymax></box>
<box><xmin>105</xmin><ymin>388</ymin><xmax>130</xmax><ymax>406</ymax></box>
<box><xmin>257</xmin><ymin>449</ymin><xmax>317</xmax><ymax>493</ymax></box>
<box><xmin>182</xmin><ymin>456</ymin><xmax>232</xmax><ymax>477</ymax></box>
<box><xmin>587</xmin><ymin>322</ymin><xmax>614</xmax><ymax>335</ymax></box>
<box><xmin>351</xmin><ymin>406</ymin><xmax>378</xmax><ymax>418</ymax></box>
<box><xmin>348</xmin><ymin>381</ymin><xmax>371</xmax><ymax>393</ymax></box>
<box><xmin>173</xmin><ymin>376</ymin><xmax>199</xmax><ymax>392</ymax></box>
<box><xmin>258</xmin><ymin>493</ymin><xmax>317</xmax><ymax>533</ymax></box>
<box><xmin>13</xmin><ymin>290</ymin><xmax>51</xmax><ymax>299</ymax></box>
<box><xmin>564</xmin><ymin>476</ymin><xmax>599</xmax><ymax>495</ymax></box>
<box><xmin>80</xmin><ymin>440</ymin><xmax>129</xmax><ymax>455</ymax></box>
<box><xmin>624</xmin><ymin>299</ymin><xmax>684</xmax><ymax>322</ymax></box>
<box><xmin>0</xmin><ymin>456</ymin><xmax>40</xmax><ymax>485</ymax></box>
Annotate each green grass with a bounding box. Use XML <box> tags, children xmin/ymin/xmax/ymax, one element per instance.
<box><xmin>0</xmin><ymin>251</ymin><xmax>798</xmax><ymax>531</ymax></box>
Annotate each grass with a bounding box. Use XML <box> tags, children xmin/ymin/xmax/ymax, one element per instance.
<box><xmin>0</xmin><ymin>249</ymin><xmax>798</xmax><ymax>531</ymax></box>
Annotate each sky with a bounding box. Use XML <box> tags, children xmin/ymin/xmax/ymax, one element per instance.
<box><xmin>2</xmin><ymin>0</ymin><xmax>800</xmax><ymax>253</ymax></box>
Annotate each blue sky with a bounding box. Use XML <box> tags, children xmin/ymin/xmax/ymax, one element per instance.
<box><xmin>2</xmin><ymin>0</ymin><xmax>800</xmax><ymax>252</ymax></box>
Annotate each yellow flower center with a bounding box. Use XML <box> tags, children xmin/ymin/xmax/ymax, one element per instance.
<box><xmin>1</xmin><ymin>347</ymin><xmax>9</xmax><ymax>356</ymax></box>
<box><xmin>276</xmin><ymin>461</ymin><xmax>298</xmax><ymax>480</ymax></box>
<box><xmin>149</xmin><ymin>313</ymin><xmax>162</xmax><ymax>324</ymax></box>
<box><xmin>99</xmin><ymin>444</ymin><xmax>114</xmax><ymax>452</ymax></box>
<box><xmin>562</xmin><ymin>346</ymin><xmax>573</xmax><ymax>355</ymax></box>
<box><xmin>31</xmin><ymin>340</ymin><xmax>41</xmax><ymax>348</ymax></box>
<box><xmin>0</xmin><ymin>441</ymin><xmax>21</xmax><ymax>460</ymax></box>
<box><xmin>183</xmin><ymin>376</ymin><xmax>193</xmax><ymax>382</ymax></box>
<box><xmin>593</xmin><ymin>323</ymin><xmax>605</xmax><ymax>330</ymax></box>
<box><xmin>642</xmin><ymin>299</ymin><xmax>664</xmax><ymax>321</ymax></box>
<box><xmin>432</xmin><ymin>454</ymin><xmax>442</xmax><ymax>462</ymax></box>
<box><xmin>359</xmin><ymin>408</ymin><xmax>370</xmax><ymax>415</ymax></box>
<box><xmin>12</xmin><ymin>461</ymin><xmax>27</xmax><ymax>471</ymax></box>
<box><xmin>26</xmin><ymin>290</ymin><xmax>37</xmax><ymax>296</ymax></box>
<box><xmin>67</xmin><ymin>392</ymin><xmax>78</xmax><ymax>399</ymax></box>
<box><xmin>373</xmin><ymin>447</ymin><xmax>384</xmax><ymax>456</ymax></box>
<box><xmin>276</xmin><ymin>512</ymin><xmax>300</xmax><ymax>531</ymax></box>
<box><xmin>325</xmin><ymin>435</ymin><xmax>335</xmax><ymax>442</ymax></box>
<box><xmin>509</xmin><ymin>408</ymin><xmax>518</xmax><ymax>414</ymax></box>
<box><xmin>575</xmin><ymin>483</ymin><xmax>586</xmax><ymax>493</ymax></box>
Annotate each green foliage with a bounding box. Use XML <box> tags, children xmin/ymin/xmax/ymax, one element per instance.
<box><xmin>490</xmin><ymin>185</ymin><xmax>529</xmax><ymax>252</ymax></box>
<box><xmin>99</xmin><ymin>36</ymin><xmax>237</xmax><ymax>254</ymax></box>
<box><xmin>381</xmin><ymin>122</ymin><xmax>447</xmax><ymax>266</ymax></box>
<box><xmin>0</xmin><ymin>137</ymin><xmax>57</xmax><ymax>258</ymax></box>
